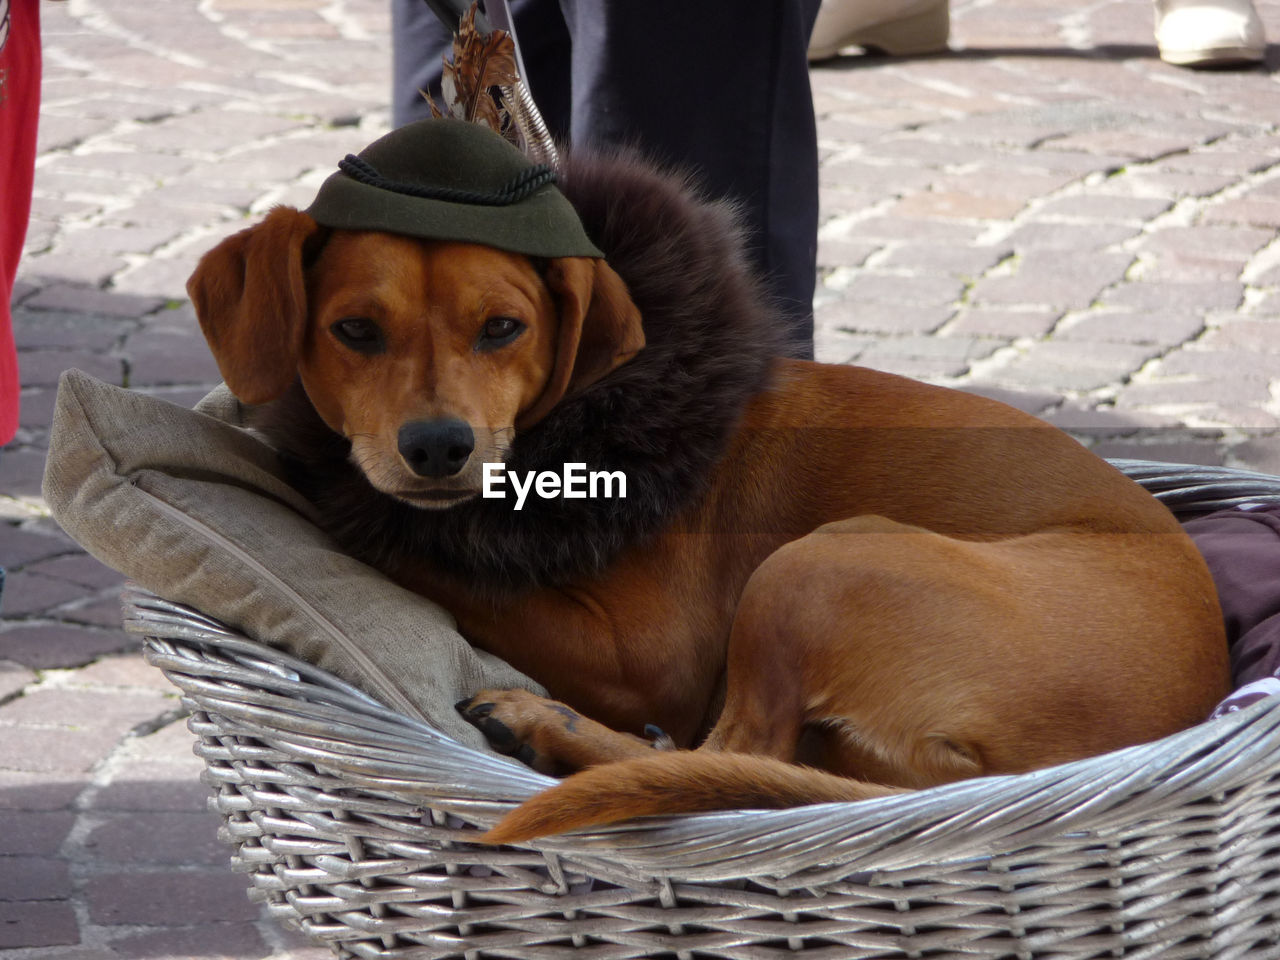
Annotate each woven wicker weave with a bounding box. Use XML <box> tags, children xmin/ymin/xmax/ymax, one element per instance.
<box><xmin>124</xmin><ymin>460</ymin><xmax>1280</xmax><ymax>960</ymax></box>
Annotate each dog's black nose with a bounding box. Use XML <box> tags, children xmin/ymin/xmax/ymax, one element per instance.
<box><xmin>398</xmin><ymin>419</ymin><xmax>475</xmax><ymax>478</ymax></box>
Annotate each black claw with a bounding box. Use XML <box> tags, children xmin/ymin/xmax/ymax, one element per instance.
<box><xmin>514</xmin><ymin>744</ymin><xmax>538</xmax><ymax>766</ymax></box>
<box><xmin>455</xmin><ymin>698</ymin><xmax>473</xmax><ymax>713</ymax></box>
<box><xmin>460</xmin><ymin>701</ymin><xmax>495</xmax><ymax>720</ymax></box>
<box><xmin>477</xmin><ymin>716</ymin><xmax>518</xmax><ymax>751</ymax></box>
<box><xmin>644</xmin><ymin>723</ymin><xmax>676</xmax><ymax>750</ymax></box>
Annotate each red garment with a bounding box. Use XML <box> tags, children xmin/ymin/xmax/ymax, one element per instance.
<box><xmin>0</xmin><ymin>0</ymin><xmax>41</xmax><ymax>445</ymax></box>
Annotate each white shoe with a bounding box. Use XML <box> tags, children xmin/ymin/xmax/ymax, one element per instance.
<box><xmin>807</xmin><ymin>0</ymin><xmax>950</xmax><ymax>61</ymax></box>
<box><xmin>1154</xmin><ymin>0</ymin><xmax>1265</xmax><ymax>66</ymax></box>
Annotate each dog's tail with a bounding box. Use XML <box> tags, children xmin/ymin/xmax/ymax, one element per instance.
<box><xmin>480</xmin><ymin>751</ymin><xmax>904</xmax><ymax>845</ymax></box>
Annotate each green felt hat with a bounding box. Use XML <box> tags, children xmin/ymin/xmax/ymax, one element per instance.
<box><xmin>305</xmin><ymin>119</ymin><xmax>603</xmax><ymax>258</ymax></box>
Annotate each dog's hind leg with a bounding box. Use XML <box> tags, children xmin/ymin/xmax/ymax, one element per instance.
<box><xmin>701</xmin><ymin>515</ymin><xmax>1227</xmax><ymax>789</ymax></box>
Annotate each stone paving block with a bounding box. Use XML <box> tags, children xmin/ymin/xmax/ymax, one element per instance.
<box><xmin>114</xmin><ymin>110</ymin><xmax>308</xmax><ymax>157</ymax></box>
<box><xmin>971</xmin><ymin>250</ymin><xmax>1134</xmax><ymax>310</ymax></box>
<box><xmin>817</xmin><ymin>299</ymin><xmax>954</xmax><ymax>336</ymax></box>
<box><xmin>106</xmin><ymin>921</ymin><xmax>271</xmax><ymax>960</ymax></box>
<box><xmin>1134</xmin><ymin>252</ymin><xmax>1248</xmax><ymax>283</ymax></box>
<box><xmin>1032</xmin><ymin>195</ymin><xmax>1174</xmax><ymax>222</ymax></box>
<box><xmin>29</xmin><ymin>196</ymin><xmax>102</xmax><ymax>224</ymax></box>
<box><xmin>26</xmin><ymin>554</ymin><xmax>125</xmax><ymax>591</ymax></box>
<box><xmin>0</xmin><ymin>571</ymin><xmax>90</xmax><ymax>617</ymax></box>
<box><xmin>836</xmin><ymin>272</ymin><xmax>969</xmax><ymax>306</ymax></box>
<box><xmin>857</xmin><ymin>354</ymin><xmax>971</xmax><ymax>380</ymax></box>
<box><xmin>23</xmin><ymin>218</ymin><xmax>60</xmax><ymax>256</ymax></box>
<box><xmin>57</xmin><ymin>593</ymin><xmax>133</xmax><ymax>631</ymax></box>
<box><xmin>861</xmin><ymin>137</ymin><xmax>1002</xmax><ymax>169</ymax></box>
<box><xmin>1004</xmin><ymin>148</ymin><xmax>1131</xmax><ymax>176</ymax></box>
<box><xmin>847</xmin><ymin>215</ymin><xmax>984</xmax><ymax>244</ymax></box>
<box><xmin>111</xmin><ymin>257</ymin><xmax>207</xmax><ymax>300</ymax></box>
<box><xmin>0</xmin><ymin>624</ymin><xmax>135</xmax><ymax>671</ymax></box>
<box><xmin>36</xmin><ymin>115</ymin><xmax>117</xmax><ymax>154</ymax></box>
<box><xmin>0</xmin><ymin>447</ymin><xmax>50</xmax><ymax>498</ymax></box>
<box><xmin>1116</xmin><ymin>378</ymin><xmax>1274</xmax><ymax>409</ymax></box>
<box><xmin>85</xmin><ymin>869</ymin><xmax>261</xmax><ymax>926</ymax></box>
<box><xmin>124</xmin><ymin>716</ymin><xmax>205</xmax><ymax>763</ymax></box>
<box><xmin>1054</xmin><ymin>310</ymin><xmax>1204</xmax><ymax>347</ymax></box>
<box><xmin>137</xmin><ymin>179</ymin><xmax>268</xmax><ymax>214</ymax></box>
<box><xmin>0</xmin><ymin>900</ymin><xmax>81</xmax><ymax>948</ymax></box>
<box><xmin>0</xmin><ymin>688</ymin><xmax>172</xmax><ymax>735</ymax></box>
<box><xmin>1103</xmin><ymin>280</ymin><xmax>1244</xmax><ymax>313</ymax></box>
<box><xmin>0</xmin><ymin>811</ymin><xmax>76</xmax><ymax>855</ymax></box>
<box><xmin>0</xmin><ymin>855</ymin><xmax>73</xmax><ymax>900</ymax></box>
<box><xmin>16</xmin><ymin>349</ymin><xmax>123</xmax><ymax>389</ymax></box>
<box><xmin>1141</xmin><ymin>225</ymin><xmax>1275</xmax><ymax>260</ymax></box>
<box><xmin>1043</xmin><ymin>402</ymin><xmax>1177</xmax><ymax>436</ymax></box>
<box><xmin>1230</xmin><ymin>438</ymin><xmax>1280</xmax><ymax>473</ymax></box>
<box><xmin>1203</xmin><ymin>198</ymin><xmax>1280</xmax><ymax>229</ymax></box>
<box><xmin>0</xmin><ymin>661</ymin><xmax>36</xmax><ymax>701</ymax></box>
<box><xmin>120</xmin><ymin>330</ymin><xmax>225</xmax><ymax>388</ymax></box>
<box><xmin>1090</xmin><ymin>438</ymin><xmax>1227</xmax><ymax>465</ymax></box>
<box><xmin>19</xmin><ymin>252</ymin><xmax>127</xmax><ymax>289</ymax></box>
<box><xmin>893</xmin><ymin>190</ymin><xmax>1026</xmax><ymax>221</ymax></box>
<box><xmin>1044</xmin><ymin>130</ymin><xmax>1194</xmax><ymax>161</ymax></box>
<box><xmin>1156</xmin><ymin>349</ymin><xmax>1280</xmax><ymax>381</ymax></box>
<box><xmin>0</xmin><ymin>724</ymin><xmax>132</xmax><ymax>774</ymax></box>
<box><xmin>813</xmin><ymin>324</ymin><xmax>877</xmax><ymax>365</ymax></box>
<box><xmin>859</xmin><ymin>334</ymin><xmax>1003</xmax><ymax>367</ymax></box>
<box><xmin>46</xmin><ymin>150</ymin><xmax>196</xmax><ymax>183</ymax></box>
<box><xmin>0</xmin><ymin>526</ymin><xmax>77</xmax><ymax>569</ymax></box>
<box><xmin>1107</xmin><ymin>170</ymin><xmax>1240</xmax><ymax>200</ymax></box>
<box><xmin>90</xmin><ymin>768</ymin><xmax>210</xmax><ymax>813</ymax></box>
<box><xmin>944</xmin><ymin>306</ymin><xmax>1062</xmax><ymax>339</ymax></box>
<box><xmin>85</xmin><ymin>810</ymin><xmax>226</xmax><ymax>866</ymax></box>
<box><xmin>0</xmin><ymin>770</ymin><xmax>87</xmax><ymax>811</ymax></box>
<box><xmin>1212</xmin><ymin>407</ymin><xmax>1280</xmax><ymax>430</ymax></box>
<box><xmin>12</xmin><ymin>308</ymin><xmax>127</xmax><ymax>353</ymax></box>
<box><xmin>876</xmin><ymin>242</ymin><xmax>1012</xmax><ymax>278</ymax></box>
<box><xmin>1198</xmin><ymin>319</ymin><xmax>1280</xmax><ymax>354</ymax></box>
<box><xmin>31</xmin><ymin>169</ymin><xmax>149</xmax><ymax>202</ymax></box>
<box><xmin>981</xmin><ymin>339</ymin><xmax>1160</xmax><ymax>392</ymax></box>
<box><xmin>20</xmin><ymin>284</ymin><xmax>165</xmax><ymax>320</ymax></box>
<box><xmin>53</xmin><ymin>226</ymin><xmax>186</xmax><ymax>261</ymax></box>
<box><xmin>1160</xmin><ymin>149</ymin><xmax>1277</xmax><ymax>176</ymax></box>
<box><xmin>1005</xmin><ymin>221</ymin><xmax>1138</xmax><ymax>251</ymax></box>
<box><xmin>73</xmin><ymin>654</ymin><xmax>174</xmax><ymax>693</ymax></box>
<box><xmin>816</xmin><ymin>236</ymin><xmax>880</xmax><ymax>270</ymax></box>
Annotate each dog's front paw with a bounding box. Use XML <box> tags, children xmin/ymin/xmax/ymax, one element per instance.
<box><xmin>457</xmin><ymin>688</ymin><xmax>654</xmax><ymax>775</ymax></box>
<box><xmin>457</xmin><ymin>689</ymin><xmax>579</xmax><ymax>775</ymax></box>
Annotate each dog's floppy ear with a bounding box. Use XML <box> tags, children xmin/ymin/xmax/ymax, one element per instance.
<box><xmin>187</xmin><ymin>206</ymin><xmax>324</xmax><ymax>405</ymax></box>
<box><xmin>518</xmin><ymin>257</ymin><xmax>645</xmax><ymax>428</ymax></box>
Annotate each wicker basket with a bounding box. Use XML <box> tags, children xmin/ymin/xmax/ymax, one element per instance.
<box><xmin>124</xmin><ymin>460</ymin><xmax>1280</xmax><ymax>960</ymax></box>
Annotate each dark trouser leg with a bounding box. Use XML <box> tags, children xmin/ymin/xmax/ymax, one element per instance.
<box><xmin>560</xmin><ymin>0</ymin><xmax>820</xmax><ymax>358</ymax></box>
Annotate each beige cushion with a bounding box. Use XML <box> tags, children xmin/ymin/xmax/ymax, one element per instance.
<box><xmin>42</xmin><ymin>369</ymin><xmax>543</xmax><ymax>747</ymax></box>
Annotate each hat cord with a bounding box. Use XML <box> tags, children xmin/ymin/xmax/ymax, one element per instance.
<box><xmin>338</xmin><ymin>154</ymin><xmax>556</xmax><ymax>207</ymax></box>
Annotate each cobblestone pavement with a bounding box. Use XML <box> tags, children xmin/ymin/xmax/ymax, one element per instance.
<box><xmin>2</xmin><ymin>0</ymin><xmax>1279</xmax><ymax>956</ymax></box>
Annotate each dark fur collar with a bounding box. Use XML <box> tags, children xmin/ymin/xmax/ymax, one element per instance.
<box><xmin>256</xmin><ymin>148</ymin><xmax>785</xmax><ymax>590</ymax></box>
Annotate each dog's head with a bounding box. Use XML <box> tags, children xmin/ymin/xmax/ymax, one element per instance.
<box><xmin>187</xmin><ymin>206</ymin><xmax>643</xmax><ymax>509</ymax></box>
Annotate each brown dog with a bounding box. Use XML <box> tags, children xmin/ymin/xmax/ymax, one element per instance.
<box><xmin>189</xmin><ymin>151</ymin><xmax>1229</xmax><ymax>845</ymax></box>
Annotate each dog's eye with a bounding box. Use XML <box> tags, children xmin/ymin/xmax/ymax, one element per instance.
<box><xmin>331</xmin><ymin>317</ymin><xmax>384</xmax><ymax>354</ymax></box>
<box><xmin>478</xmin><ymin>316</ymin><xmax>525</xmax><ymax>349</ymax></box>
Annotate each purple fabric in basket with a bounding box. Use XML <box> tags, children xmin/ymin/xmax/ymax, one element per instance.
<box><xmin>1183</xmin><ymin>505</ymin><xmax>1280</xmax><ymax>719</ymax></box>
